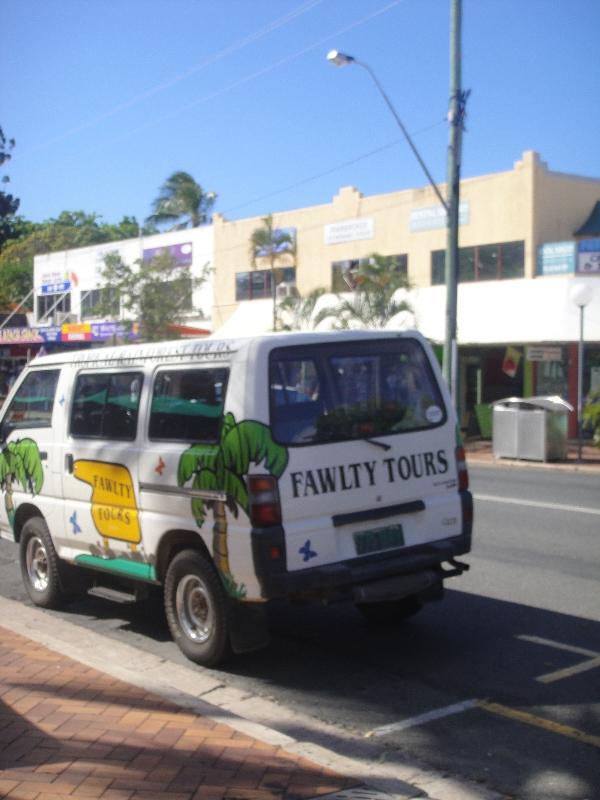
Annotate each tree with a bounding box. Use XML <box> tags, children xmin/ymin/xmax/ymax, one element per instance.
<box><xmin>177</xmin><ymin>412</ymin><xmax>288</xmax><ymax>598</ymax></box>
<box><xmin>315</xmin><ymin>253</ymin><xmax>412</xmax><ymax>330</ymax></box>
<box><xmin>249</xmin><ymin>214</ymin><xmax>296</xmax><ymax>331</ymax></box>
<box><xmin>97</xmin><ymin>250</ymin><xmax>208</xmax><ymax>342</ymax></box>
<box><xmin>146</xmin><ymin>171</ymin><xmax>216</xmax><ymax>230</ymax></box>
<box><xmin>0</xmin><ymin>211</ymin><xmax>141</xmax><ymax>310</ymax></box>
<box><xmin>278</xmin><ymin>287</ymin><xmax>326</xmax><ymax>331</ymax></box>
<box><xmin>0</xmin><ymin>126</ymin><xmax>21</xmax><ymax>251</ymax></box>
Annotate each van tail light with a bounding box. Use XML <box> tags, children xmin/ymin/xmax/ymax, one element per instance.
<box><xmin>248</xmin><ymin>475</ymin><xmax>282</xmax><ymax>528</ymax></box>
<box><xmin>455</xmin><ymin>445</ymin><xmax>469</xmax><ymax>492</ymax></box>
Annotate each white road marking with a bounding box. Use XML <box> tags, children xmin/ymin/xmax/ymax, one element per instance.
<box><xmin>517</xmin><ymin>634</ymin><xmax>600</xmax><ymax>684</ymax></box>
<box><xmin>365</xmin><ymin>699</ymin><xmax>479</xmax><ymax>738</ymax></box>
<box><xmin>473</xmin><ymin>493</ymin><xmax>600</xmax><ymax>516</ymax></box>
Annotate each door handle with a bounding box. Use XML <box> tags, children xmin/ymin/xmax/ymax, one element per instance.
<box><xmin>65</xmin><ymin>454</ymin><xmax>74</xmax><ymax>474</ymax></box>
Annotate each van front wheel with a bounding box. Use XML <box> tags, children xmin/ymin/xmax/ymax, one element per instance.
<box><xmin>164</xmin><ymin>550</ymin><xmax>230</xmax><ymax>667</ymax></box>
<box><xmin>20</xmin><ymin>517</ymin><xmax>67</xmax><ymax>609</ymax></box>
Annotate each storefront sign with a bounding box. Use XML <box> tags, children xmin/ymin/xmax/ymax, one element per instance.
<box><xmin>143</xmin><ymin>242</ymin><xmax>193</xmax><ymax>266</ymax></box>
<box><xmin>324</xmin><ymin>218</ymin><xmax>374</xmax><ymax>245</ymax></box>
<box><xmin>40</xmin><ymin>280</ymin><xmax>71</xmax><ymax>295</ymax></box>
<box><xmin>409</xmin><ymin>202</ymin><xmax>469</xmax><ymax>232</ymax></box>
<box><xmin>61</xmin><ymin>323</ymin><xmax>93</xmax><ymax>342</ymax></box>
<box><xmin>537</xmin><ymin>241</ymin><xmax>576</xmax><ymax>275</ymax></box>
<box><xmin>0</xmin><ymin>328</ymin><xmax>45</xmax><ymax>344</ymax></box>
<box><xmin>577</xmin><ymin>238</ymin><xmax>600</xmax><ymax>274</ymax></box>
<box><xmin>527</xmin><ymin>346</ymin><xmax>562</xmax><ymax>362</ymax></box>
<box><xmin>0</xmin><ymin>322</ymin><xmax>139</xmax><ymax>345</ymax></box>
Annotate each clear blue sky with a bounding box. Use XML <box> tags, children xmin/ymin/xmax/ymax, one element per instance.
<box><xmin>2</xmin><ymin>0</ymin><xmax>599</xmax><ymax>227</ymax></box>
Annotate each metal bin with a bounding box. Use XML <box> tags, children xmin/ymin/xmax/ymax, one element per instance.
<box><xmin>492</xmin><ymin>396</ymin><xmax>573</xmax><ymax>462</ymax></box>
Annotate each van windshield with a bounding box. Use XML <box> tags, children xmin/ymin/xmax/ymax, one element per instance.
<box><xmin>269</xmin><ymin>338</ymin><xmax>446</xmax><ymax>446</ymax></box>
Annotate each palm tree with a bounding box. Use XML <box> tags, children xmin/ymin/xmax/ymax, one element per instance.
<box><xmin>146</xmin><ymin>171</ymin><xmax>217</xmax><ymax>230</ymax></box>
<box><xmin>0</xmin><ymin>438</ymin><xmax>44</xmax><ymax>530</ymax></box>
<box><xmin>315</xmin><ymin>253</ymin><xmax>412</xmax><ymax>330</ymax></box>
<box><xmin>177</xmin><ymin>412</ymin><xmax>288</xmax><ymax>598</ymax></box>
<box><xmin>278</xmin><ymin>287</ymin><xmax>326</xmax><ymax>331</ymax></box>
<box><xmin>249</xmin><ymin>214</ymin><xmax>296</xmax><ymax>331</ymax></box>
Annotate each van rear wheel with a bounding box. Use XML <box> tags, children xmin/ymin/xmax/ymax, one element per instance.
<box><xmin>356</xmin><ymin>595</ymin><xmax>423</xmax><ymax>625</ymax></box>
<box><xmin>20</xmin><ymin>517</ymin><xmax>68</xmax><ymax>609</ymax></box>
<box><xmin>164</xmin><ymin>550</ymin><xmax>231</xmax><ymax>667</ymax></box>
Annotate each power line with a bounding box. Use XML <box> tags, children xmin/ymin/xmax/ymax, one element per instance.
<box><xmin>221</xmin><ymin>120</ymin><xmax>444</xmax><ymax>216</ymax></box>
<box><xmin>26</xmin><ymin>0</ymin><xmax>326</xmax><ymax>154</ymax></box>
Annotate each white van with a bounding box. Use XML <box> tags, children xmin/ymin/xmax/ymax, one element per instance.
<box><xmin>0</xmin><ymin>331</ymin><xmax>472</xmax><ymax>666</ymax></box>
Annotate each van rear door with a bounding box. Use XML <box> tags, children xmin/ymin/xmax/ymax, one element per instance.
<box><xmin>268</xmin><ymin>334</ymin><xmax>463</xmax><ymax>573</ymax></box>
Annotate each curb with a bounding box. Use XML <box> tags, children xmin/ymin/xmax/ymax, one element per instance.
<box><xmin>0</xmin><ymin>596</ymin><xmax>506</xmax><ymax>800</ymax></box>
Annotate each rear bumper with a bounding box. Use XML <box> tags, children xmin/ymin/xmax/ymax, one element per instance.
<box><xmin>252</xmin><ymin>490</ymin><xmax>473</xmax><ymax>602</ymax></box>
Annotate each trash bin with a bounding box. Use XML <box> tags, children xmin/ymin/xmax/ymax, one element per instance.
<box><xmin>492</xmin><ymin>396</ymin><xmax>573</xmax><ymax>462</ymax></box>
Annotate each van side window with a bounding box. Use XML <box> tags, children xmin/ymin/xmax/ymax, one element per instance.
<box><xmin>71</xmin><ymin>372</ymin><xmax>143</xmax><ymax>441</ymax></box>
<box><xmin>2</xmin><ymin>370</ymin><xmax>59</xmax><ymax>431</ymax></box>
<box><xmin>149</xmin><ymin>368</ymin><xmax>228</xmax><ymax>442</ymax></box>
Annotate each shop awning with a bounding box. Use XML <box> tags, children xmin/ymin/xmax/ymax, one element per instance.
<box><xmin>211</xmin><ymin>299</ymin><xmax>274</xmax><ymax>338</ymax></box>
<box><xmin>167</xmin><ymin>323</ymin><xmax>211</xmax><ymax>338</ymax></box>
<box><xmin>574</xmin><ymin>201</ymin><xmax>600</xmax><ymax>237</ymax></box>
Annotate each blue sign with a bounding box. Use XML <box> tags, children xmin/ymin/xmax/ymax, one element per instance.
<box><xmin>41</xmin><ymin>281</ymin><xmax>71</xmax><ymax>295</ymax></box>
<box><xmin>537</xmin><ymin>242</ymin><xmax>576</xmax><ymax>276</ymax></box>
<box><xmin>577</xmin><ymin>238</ymin><xmax>600</xmax><ymax>274</ymax></box>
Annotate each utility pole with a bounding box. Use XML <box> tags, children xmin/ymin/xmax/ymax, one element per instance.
<box><xmin>444</xmin><ymin>0</ymin><xmax>464</xmax><ymax>407</ymax></box>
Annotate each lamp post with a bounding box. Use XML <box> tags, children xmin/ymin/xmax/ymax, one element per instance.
<box><xmin>326</xmin><ymin>0</ymin><xmax>464</xmax><ymax>405</ymax></box>
<box><xmin>570</xmin><ymin>282</ymin><xmax>593</xmax><ymax>462</ymax></box>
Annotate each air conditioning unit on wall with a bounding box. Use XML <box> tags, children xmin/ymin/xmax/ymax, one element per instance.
<box><xmin>276</xmin><ymin>282</ymin><xmax>299</xmax><ymax>300</ymax></box>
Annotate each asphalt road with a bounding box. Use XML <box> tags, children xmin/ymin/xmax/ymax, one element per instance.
<box><xmin>1</xmin><ymin>462</ymin><xmax>599</xmax><ymax>799</ymax></box>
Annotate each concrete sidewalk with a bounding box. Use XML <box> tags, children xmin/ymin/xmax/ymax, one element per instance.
<box><xmin>0</xmin><ymin>596</ymin><xmax>505</xmax><ymax>800</ymax></box>
<box><xmin>0</xmin><ymin>624</ymin><xmax>358</xmax><ymax>800</ymax></box>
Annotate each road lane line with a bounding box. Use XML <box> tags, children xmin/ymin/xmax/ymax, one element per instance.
<box><xmin>517</xmin><ymin>634</ymin><xmax>600</xmax><ymax>684</ymax></box>
<box><xmin>479</xmin><ymin>701</ymin><xmax>600</xmax><ymax>749</ymax></box>
<box><xmin>365</xmin><ymin>699</ymin><xmax>479</xmax><ymax>738</ymax></box>
<box><xmin>473</xmin><ymin>493</ymin><xmax>600</xmax><ymax>516</ymax></box>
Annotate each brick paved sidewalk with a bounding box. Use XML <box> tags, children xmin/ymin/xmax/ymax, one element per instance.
<box><xmin>0</xmin><ymin>626</ymin><xmax>357</xmax><ymax>800</ymax></box>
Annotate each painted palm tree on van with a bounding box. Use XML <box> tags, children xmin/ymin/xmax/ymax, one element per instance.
<box><xmin>177</xmin><ymin>413</ymin><xmax>288</xmax><ymax>598</ymax></box>
<box><xmin>0</xmin><ymin>438</ymin><xmax>44</xmax><ymax>529</ymax></box>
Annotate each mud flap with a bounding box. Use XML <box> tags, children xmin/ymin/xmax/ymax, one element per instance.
<box><xmin>229</xmin><ymin>600</ymin><xmax>270</xmax><ymax>654</ymax></box>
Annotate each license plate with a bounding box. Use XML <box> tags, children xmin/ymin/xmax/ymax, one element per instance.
<box><xmin>353</xmin><ymin>523</ymin><xmax>405</xmax><ymax>556</ymax></box>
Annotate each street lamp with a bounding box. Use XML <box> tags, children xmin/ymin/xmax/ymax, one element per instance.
<box><xmin>326</xmin><ymin>8</ymin><xmax>464</xmax><ymax>407</ymax></box>
<box><xmin>326</xmin><ymin>50</ymin><xmax>448</xmax><ymax>212</ymax></box>
<box><xmin>570</xmin><ymin>282</ymin><xmax>593</xmax><ymax>462</ymax></box>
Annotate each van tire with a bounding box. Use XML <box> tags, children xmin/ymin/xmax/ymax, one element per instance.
<box><xmin>356</xmin><ymin>595</ymin><xmax>423</xmax><ymax>625</ymax></box>
<box><xmin>20</xmin><ymin>517</ymin><xmax>68</xmax><ymax>609</ymax></box>
<box><xmin>164</xmin><ymin>550</ymin><xmax>231</xmax><ymax>667</ymax></box>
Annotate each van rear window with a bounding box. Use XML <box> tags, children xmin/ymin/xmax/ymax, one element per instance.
<box><xmin>269</xmin><ymin>339</ymin><xmax>446</xmax><ymax>445</ymax></box>
<box><xmin>149</xmin><ymin>368</ymin><xmax>228</xmax><ymax>442</ymax></box>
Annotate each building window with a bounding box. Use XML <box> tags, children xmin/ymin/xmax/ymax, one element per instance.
<box><xmin>80</xmin><ymin>287</ymin><xmax>120</xmax><ymax>319</ymax></box>
<box><xmin>431</xmin><ymin>241</ymin><xmax>524</xmax><ymax>284</ymax></box>
<box><xmin>235</xmin><ymin>267</ymin><xmax>296</xmax><ymax>301</ymax></box>
<box><xmin>37</xmin><ymin>292</ymin><xmax>71</xmax><ymax>321</ymax></box>
<box><xmin>331</xmin><ymin>255</ymin><xmax>408</xmax><ymax>293</ymax></box>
